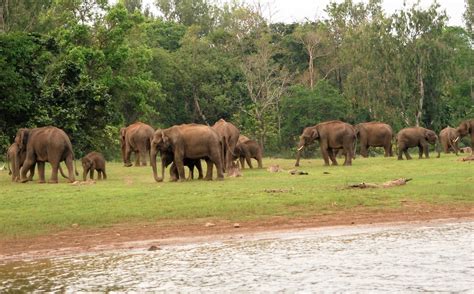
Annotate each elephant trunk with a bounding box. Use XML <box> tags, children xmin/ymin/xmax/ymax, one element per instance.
<box><xmin>59</xmin><ymin>164</ymin><xmax>69</xmax><ymax>179</ymax></box>
<box><xmin>150</xmin><ymin>146</ymin><xmax>163</xmax><ymax>182</ymax></box>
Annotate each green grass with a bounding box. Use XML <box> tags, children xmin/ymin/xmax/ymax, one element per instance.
<box><xmin>0</xmin><ymin>154</ymin><xmax>473</xmax><ymax>238</ymax></box>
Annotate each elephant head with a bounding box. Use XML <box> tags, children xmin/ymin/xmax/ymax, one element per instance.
<box><xmin>150</xmin><ymin>129</ymin><xmax>172</xmax><ymax>182</ymax></box>
<box><xmin>295</xmin><ymin>126</ymin><xmax>319</xmax><ymax>166</ymax></box>
<box><xmin>457</xmin><ymin>120</ymin><xmax>473</xmax><ymax>137</ymax></box>
<box><xmin>424</xmin><ymin>129</ymin><xmax>441</xmax><ymax>158</ymax></box>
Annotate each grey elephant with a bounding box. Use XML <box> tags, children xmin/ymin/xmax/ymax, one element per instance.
<box><xmin>82</xmin><ymin>151</ymin><xmax>107</xmax><ymax>181</ymax></box>
<box><xmin>295</xmin><ymin>120</ymin><xmax>356</xmax><ymax>166</ymax></box>
<box><xmin>439</xmin><ymin>127</ymin><xmax>459</xmax><ymax>155</ymax></box>
<box><xmin>456</xmin><ymin>119</ymin><xmax>474</xmax><ymax>148</ymax></box>
<box><xmin>355</xmin><ymin>122</ymin><xmax>393</xmax><ymax>157</ymax></box>
<box><xmin>212</xmin><ymin>119</ymin><xmax>240</xmax><ymax>172</ymax></box>
<box><xmin>16</xmin><ymin>126</ymin><xmax>78</xmax><ymax>183</ymax></box>
<box><xmin>150</xmin><ymin>124</ymin><xmax>224</xmax><ymax>182</ymax></box>
<box><xmin>120</xmin><ymin>122</ymin><xmax>154</xmax><ymax>167</ymax></box>
<box><xmin>396</xmin><ymin>127</ymin><xmax>440</xmax><ymax>160</ymax></box>
<box><xmin>233</xmin><ymin>135</ymin><xmax>263</xmax><ymax>169</ymax></box>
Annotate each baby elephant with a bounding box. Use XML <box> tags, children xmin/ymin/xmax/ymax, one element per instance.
<box><xmin>82</xmin><ymin>152</ymin><xmax>107</xmax><ymax>181</ymax></box>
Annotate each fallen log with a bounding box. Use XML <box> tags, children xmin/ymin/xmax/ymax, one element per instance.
<box><xmin>349</xmin><ymin>178</ymin><xmax>412</xmax><ymax>189</ymax></box>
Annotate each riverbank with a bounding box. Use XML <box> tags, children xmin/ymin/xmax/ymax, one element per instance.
<box><xmin>1</xmin><ymin>203</ymin><xmax>472</xmax><ymax>261</ymax></box>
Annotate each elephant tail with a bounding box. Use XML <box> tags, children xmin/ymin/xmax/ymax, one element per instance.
<box><xmin>352</xmin><ymin>132</ymin><xmax>357</xmax><ymax>159</ymax></box>
<box><xmin>6</xmin><ymin>151</ymin><xmax>11</xmax><ymax>175</ymax></box>
<box><xmin>59</xmin><ymin>164</ymin><xmax>68</xmax><ymax>179</ymax></box>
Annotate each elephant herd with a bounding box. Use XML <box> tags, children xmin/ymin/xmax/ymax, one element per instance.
<box><xmin>5</xmin><ymin>119</ymin><xmax>263</xmax><ymax>183</ymax></box>
<box><xmin>295</xmin><ymin>119</ymin><xmax>473</xmax><ymax>166</ymax></box>
<box><xmin>4</xmin><ymin>118</ymin><xmax>472</xmax><ymax>183</ymax></box>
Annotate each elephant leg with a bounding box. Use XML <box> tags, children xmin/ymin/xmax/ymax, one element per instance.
<box><xmin>418</xmin><ymin>145</ymin><xmax>423</xmax><ymax>159</ymax></box>
<box><xmin>65</xmin><ymin>156</ymin><xmax>75</xmax><ymax>182</ymax></box>
<box><xmin>49</xmin><ymin>162</ymin><xmax>60</xmax><ymax>184</ymax></box>
<box><xmin>384</xmin><ymin>144</ymin><xmax>390</xmax><ymax>157</ymax></box>
<box><xmin>90</xmin><ymin>168</ymin><xmax>95</xmax><ymax>180</ymax></box>
<box><xmin>239</xmin><ymin>156</ymin><xmax>245</xmax><ymax>169</ymax></box>
<box><xmin>328</xmin><ymin>148</ymin><xmax>338</xmax><ymax>166</ymax></box>
<box><xmin>343</xmin><ymin>146</ymin><xmax>352</xmax><ymax>166</ymax></box>
<box><xmin>423</xmin><ymin>144</ymin><xmax>430</xmax><ymax>158</ymax></box>
<box><xmin>83</xmin><ymin>168</ymin><xmax>89</xmax><ymax>181</ymax></box>
<box><xmin>195</xmin><ymin>160</ymin><xmax>203</xmax><ymax>179</ymax></box>
<box><xmin>204</xmin><ymin>159</ymin><xmax>214</xmax><ymax>181</ymax></box>
<box><xmin>98</xmin><ymin>170</ymin><xmax>102</xmax><ymax>180</ymax></box>
<box><xmin>246</xmin><ymin>155</ymin><xmax>253</xmax><ymax>169</ymax></box>
<box><xmin>360</xmin><ymin>144</ymin><xmax>368</xmax><ymax>158</ymax></box>
<box><xmin>20</xmin><ymin>154</ymin><xmax>36</xmax><ymax>183</ymax></box>
<box><xmin>169</xmin><ymin>163</ymin><xmax>178</xmax><ymax>182</ymax></box>
<box><xmin>173</xmin><ymin>156</ymin><xmax>186</xmax><ymax>182</ymax></box>
<box><xmin>404</xmin><ymin>148</ymin><xmax>412</xmax><ymax>160</ymax></box>
<box><xmin>320</xmin><ymin>145</ymin><xmax>331</xmax><ymax>166</ymax></box>
<box><xmin>124</xmin><ymin>146</ymin><xmax>133</xmax><ymax>167</ymax></box>
<box><xmin>139</xmin><ymin>148</ymin><xmax>149</xmax><ymax>166</ymax></box>
<box><xmin>38</xmin><ymin>162</ymin><xmax>46</xmax><ymax>183</ymax></box>
<box><xmin>102</xmin><ymin>169</ymin><xmax>107</xmax><ymax>180</ymax></box>
<box><xmin>134</xmin><ymin>151</ymin><xmax>140</xmax><ymax>166</ymax></box>
<box><xmin>257</xmin><ymin>155</ymin><xmax>263</xmax><ymax>168</ymax></box>
<box><xmin>27</xmin><ymin>162</ymin><xmax>36</xmax><ymax>181</ymax></box>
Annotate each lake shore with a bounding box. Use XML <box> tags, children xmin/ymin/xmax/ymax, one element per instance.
<box><xmin>1</xmin><ymin>203</ymin><xmax>472</xmax><ymax>262</ymax></box>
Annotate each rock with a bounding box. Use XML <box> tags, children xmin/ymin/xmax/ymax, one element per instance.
<box><xmin>233</xmin><ymin>223</ymin><xmax>240</xmax><ymax>228</ymax></box>
<box><xmin>148</xmin><ymin>245</ymin><xmax>160</xmax><ymax>251</ymax></box>
<box><xmin>71</xmin><ymin>223</ymin><xmax>79</xmax><ymax>228</ymax></box>
<box><xmin>205</xmin><ymin>222</ymin><xmax>216</xmax><ymax>227</ymax></box>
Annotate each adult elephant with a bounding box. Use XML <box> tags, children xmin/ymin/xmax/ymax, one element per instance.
<box><xmin>234</xmin><ymin>135</ymin><xmax>263</xmax><ymax>169</ymax></box>
<box><xmin>150</xmin><ymin>124</ymin><xmax>224</xmax><ymax>182</ymax></box>
<box><xmin>16</xmin><ymin>127</ymin><xmax>77</xmax><ymax>183</ymax></box>
<box><xmin>295</xmin><ymin>120</ymin><xmax>356</xmax><ymax>166</ymax></box>
<box><xmin>212</xmin><ymin>119</ymin><xmax>240</xmax><ymax>172</ymax></box>
<box><xmin>439</xmin><ymin>127</ymin><xmax>459</xmax><ymax>155</ymax></box>
<box><xmin>456</xmin><ymin>119</ymin><xmax>474</xmax><ymax>148</ymax></box>
<box><xmin>355</xmin><ymin>122</ymin><xmax>393</xmax><ymax>157</ymax></box>
<box><xmin>396</xmin><ymin>127</ymin><xmax>440</xmax><ymax>160</ymax></box>
<box><xmin>120</xmin><ymin>122</ymin><xmax>154</xmax><ymax>167</ymax></box>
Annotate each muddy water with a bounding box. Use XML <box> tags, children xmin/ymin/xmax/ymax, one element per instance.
<box><xmin>1</xmin><ymin>221</ymin><xmax>473</xmax><ymax>292</ymax></box>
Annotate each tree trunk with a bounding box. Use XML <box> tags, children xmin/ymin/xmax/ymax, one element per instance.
<box><xmin>415</xmin><ymin>66</ymin><xmax>424</xmax><ymax>127</ymax></box>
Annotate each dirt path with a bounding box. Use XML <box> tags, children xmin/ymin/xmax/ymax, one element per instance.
<box><xmin>1</xmin><ymin>202</ymin><xmax>473</xmax><ymax>261</ymax></box>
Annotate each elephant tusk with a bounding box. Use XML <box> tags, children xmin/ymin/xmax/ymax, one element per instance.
<box><xmin>454</xmin><ymin>136</ymin><xmax>459</xmax><ymax>143</ymax></box>
<box><xmin>297</xmin><ymin>146</ymin><xmax>304</xmax><ymax>151</ymax></box>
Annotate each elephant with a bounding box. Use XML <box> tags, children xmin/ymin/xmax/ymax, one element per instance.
<box><xmin>150</xmin><ymin>124</ymin><xmax>224</xmax><ymax>182</ymax></box>
<box><xmin>120</xmin><ymin>122</ymin><xmax>155</xmax><ymax>167</ymax></box>
<box><xmin>295</xmin><ymin>120</ymin><xmax>356</xmax><ymax>166</ymax></box>
<box><xmin>396</xmin><ymin>127</ymin><xmax>441</xmax><ymax>160</ymax></box>
<box><xmin>456</xmin><ymin>119</ymin><xmax>474</xmax><ymax>148</ymax></box>
<box><xmin>233</xmin><ymin>135</ymin><xmax>263</xmax><ymax>169</ymax></box>
<box><xmin>439</xmin><ymin>127</ymin><xmax>459</xmax><ymax>155</ymax></box>
<box><xmin>212</xmin><ymin>119</ymin><xmax>240</xmax><ymax>172</ymax></box>
<box><xmin>6</xmin><ymin>142</ymin><xmax>34</xmax><ymax>182</ymax></box>
<box><xmin>160</xmin><ymin>147</ymin><xmax>203</xmax><ymax>181</ymax></box>
<box><xmin>82</xmin><ymin>151</ymin><xmax>107</xmax><ymax>181</ymax></box>
<box><xmin>16</xmin><ymin>126</ymin><xmax>78</xmax><ymax>183</ymax></box>
<box><xmin>354</xmin><ymin>122</ymin><xmax>393</xmax><ymax>157</ymax></box>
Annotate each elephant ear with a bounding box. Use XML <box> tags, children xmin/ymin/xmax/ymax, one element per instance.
<box><xmin>311</xmin><ymin>128</ymin><xmax>319</xmax><ymax>139</ymax></box>
<box><xmin>16</xmin><ymin>129</ymin><xmax>29</xmax><ymax>150</ymax></box>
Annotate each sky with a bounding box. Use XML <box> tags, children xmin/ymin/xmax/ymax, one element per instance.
<box><xmin>139</xmin><ymin>0</ymin><xmax>467</xmax><ymax>27</ymax></box>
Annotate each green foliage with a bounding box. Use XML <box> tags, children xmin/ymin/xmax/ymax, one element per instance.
<box><xmin>0</xmin><ymin>0</ymin><xmax>472</xmax><ymax>158</ymax></box>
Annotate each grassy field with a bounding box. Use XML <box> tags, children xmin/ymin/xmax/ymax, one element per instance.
<box><xmin>0</xmin><ymin>154</ymin><xmax>473</xmax><ymax>238</ymax></box>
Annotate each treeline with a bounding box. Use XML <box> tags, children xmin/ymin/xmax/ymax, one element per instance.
<box><xmin>1</xmin><ymin>0</ymin><xmax>472</xmax><ymax>159</ymax></box>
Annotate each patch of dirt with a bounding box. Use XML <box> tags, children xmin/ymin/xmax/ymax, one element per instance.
<box><xmin>0</xmin><ymin>203</ymin><xmax>472</xmax><ymax>261</ymax></box>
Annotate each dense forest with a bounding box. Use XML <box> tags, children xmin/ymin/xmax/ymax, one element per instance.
<box><xmin>1</xmin><ymin>0</ymin><xmax>473</xmax><ymax>159</ymax></box>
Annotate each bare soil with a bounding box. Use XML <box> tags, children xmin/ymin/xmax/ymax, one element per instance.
<box><xmin>1</xmin><ymin>202</ymin><xmax>473</xmax><ymax>261</ymax></box>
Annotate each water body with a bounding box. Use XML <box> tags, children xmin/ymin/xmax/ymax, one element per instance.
<box><xmin>1</xmin><ymin>220</ymin><xmax>473</xmax><ymax>292</ymax></box>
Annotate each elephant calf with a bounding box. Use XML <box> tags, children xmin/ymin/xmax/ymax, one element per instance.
<box><xmin>82</xmin><ymin>152</ymin><xmax>107</xmax><ymax>181</ymax></box>
<box><xmin>161</xmin><ymin>149</ymin><xmax>203</xmax><ymax>181</ymax></box>
<box><xmin>233</xmin><ymin>136</ymin><xmax>263</xmax><ymax>169</ymax></box>
<box><xmin>396</xmin><ymin>127</ymin><xmax>440</xmax><ymax>160</ymax></box>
